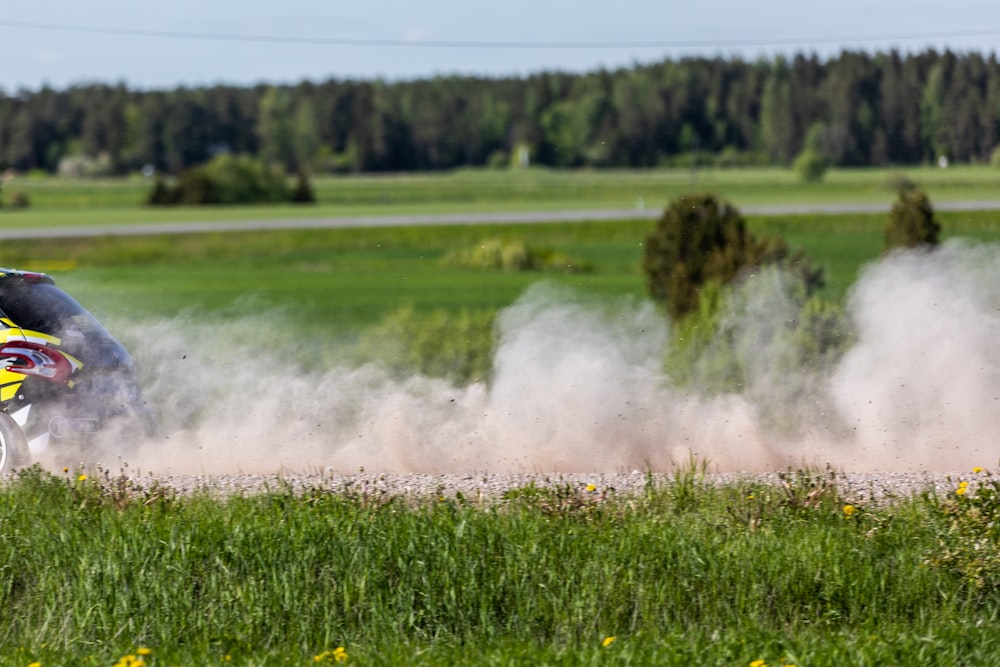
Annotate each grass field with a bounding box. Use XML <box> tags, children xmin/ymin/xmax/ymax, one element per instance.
<box><xmin>2</xmin><ymin>170</ymin><xmax>1000</xmax><ymax>665</ymax></box>
<box><xmin>3</xmin><ymin>208</ymin><xmax>998</xmax><ymax>335</ymax></box>
<box><xmin>6</xmin><ymin>165</ymin><xmax>1000</xmax><ymax>229</ymax></box>
<box><xmin>2</xmin><ymin>466</ymin><xmax>998</xmax><ymax>665</ymax></box>
<box><xmin>4</xmin><ymin>166</ymin><xmax>1000</xmax><ymax>330</ymax></box>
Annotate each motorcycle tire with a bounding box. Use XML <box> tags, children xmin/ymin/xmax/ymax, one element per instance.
<box><xmin>0</xmin><ymin>412</ymin><xmax>29</xmax><ymax>475</ymax></box>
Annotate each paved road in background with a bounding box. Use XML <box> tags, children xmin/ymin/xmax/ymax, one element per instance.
<box><xmin>4</xmin><ymin>199</ymin><xmax>1000</xmax><ymax>240</ymax></box>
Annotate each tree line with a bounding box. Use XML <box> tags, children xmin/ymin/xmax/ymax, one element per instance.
<box><xmin>1</xmin><ymin>49</ymin><xmax>998</xmax><ymax>175</ymax></box>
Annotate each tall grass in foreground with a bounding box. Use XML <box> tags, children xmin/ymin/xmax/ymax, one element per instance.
<box><xmin>0</xmin><ymin>467</ymin><xmax>997</xmax><ymax>665</ymax></box>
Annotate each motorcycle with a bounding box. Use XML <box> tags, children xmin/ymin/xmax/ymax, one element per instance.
<box><xmin>0</xmin><ymin>269</ymin><xmax>152</xmax><ymax>473</ymax></box>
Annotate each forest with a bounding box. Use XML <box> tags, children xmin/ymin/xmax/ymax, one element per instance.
<box><xmin>0</xmin><ymin>48</ymin><xmax>997</xmax><ymax>175</ymax></box>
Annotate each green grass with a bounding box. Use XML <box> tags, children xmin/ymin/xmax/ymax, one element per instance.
<box><xmin>0</xmin><ymin>466</ymin><xmax>994</xmax><ymax>665</ymax></box>
<box><xmin>4</xmin><ymin>208</ymin><xmax>998</xmax><ymax>333</ymax></box>
<box><xmin>0</xmin><ymin>220</ymin><xmax>653</xmax><ymax>331</ymax></box>
<box><xmin>7</xmin><ymin>165</ymin><xmax>1000</xmax><ymax>229</ymax></box>
<box><xmin>3</xmin><ymin>174</ymin><xmax>1000</xmax><ymax>664</ymax></box>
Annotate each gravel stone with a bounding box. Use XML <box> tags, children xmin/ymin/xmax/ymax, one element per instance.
<box><xmin>114</xmin><ymin>470</ymin><xmax>970</xmax><ymax>504</ymax></box>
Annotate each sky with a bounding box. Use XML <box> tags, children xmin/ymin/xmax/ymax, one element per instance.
<box><xmin>4</xmin><ymin>0</ymin><xmax>1000</xmax><ymax>92</ymax></box>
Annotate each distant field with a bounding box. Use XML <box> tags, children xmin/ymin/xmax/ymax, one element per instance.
<box><xmin>0</xmin><ymin>209</ymin><xmax>997</xmax><ymax>342</ymax></box>
<box><xmin>3</xmin><ymin>168</ymin><xmax>1000</xmax><ymax>351</ymax></box>
<box><xmin>6</xmin><ymin>165</ymin><xmax>1000</xmax><ymax>229</ymax></box>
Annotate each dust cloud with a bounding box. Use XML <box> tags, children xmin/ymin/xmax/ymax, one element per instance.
<box><xmin>61</xmin><ymin>239</ymin><xmax>1000</xmax><ymax>475</ymax></box>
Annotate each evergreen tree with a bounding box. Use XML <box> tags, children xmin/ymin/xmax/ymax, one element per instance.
<box><xmin>642</xmin><ymin>193</ymin><xmax>822</xmax><ymax>320</ymax></box>
<box><xmin>885</xmin><ymin>188</ymin><xmax>942</xmax><ymax>252</ymax></box>
<box><xmin>760</xmin><ymin>57</ymin><xmax>795</xmax><ymax>163</ymax></box>
<box><xmin>7</xmin><ymin>49</ymin><xmax>1000</xmax><ymax>173</ymax></box>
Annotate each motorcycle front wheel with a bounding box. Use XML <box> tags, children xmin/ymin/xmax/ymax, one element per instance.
<box><xmin>0</xmin><ymin>412</ymin><xmax>29</xmax><ymax>475</ymax></box>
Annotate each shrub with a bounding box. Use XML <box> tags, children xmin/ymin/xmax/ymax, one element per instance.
<box><xmin>884</xmin><ymin>188</ymin><xmax>941</xmax><ymax>252</ymax></box>
<box><xmin>356</xmin><ymin>305</ymin><xmax>495</xmax><ymax>383</ymax></box>
<box><xmin>642</xmin><ymin>193</ymin><xmax>822</xmax><ymax>321</ymax></box>
<box><xmin>0</xmin><ymin>184</ymin><xmax>31</xmax><ymax>211</ymax></box>
<box><xmin>145</xmin><ymin>177</ymin><xmax>179</xmax><ymax>206</ymax></box>
<box><xmin>290</xmin><ymin>170</ymin><xmax>316</xmax><ymax>204</ymax></box>
<box><xmin>6</xmin><ymin>190</ymin><xmax>30</xmax><ymax>209</ymax></box>
<box><xmin>443</xmin><ymin>238</ymin><xmax>530</xmax><ymax>271</ymax></box>
<box><xmin>665</xmin><ymin>271</ymin><xmax>851</xmax><ymax>389</ymax></box>
<box><xmin>442</xmin><ymin>238</ymin><xmax>593</xmax><ymax>273</ymax></box>
<box><xmin>664</xmin><ymin>269</ymin><xmax>854</xmax><ymax>434</ymax></box>
<box><xmin>146</xmin><ymin>155</ymin><xmax>295</xmax><ymax>206</ymax></box>
<box><xmin>793</xmin><ymin>148</ymin><xmax>828</xmax><ymax>182</ymax></box>
<box><xmin>175</xmin><ymin>166</ymin><xmax>221</xmax><ymax>205</ymax></box>
<box><xmin>202</xmin><ymin>154</ymin><xmax>289</xmax><ymax>204</ymax></box>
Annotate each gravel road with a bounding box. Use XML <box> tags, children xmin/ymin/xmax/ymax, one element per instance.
<box><xmin>5</xmin><ymin>200</ymin><xmax>1000</xmax><ymax>240</ymax></box>
<box><xmin>117</xmin><ymin>470</ymin><xmax>968</xmax><ymax>505</ymax></box>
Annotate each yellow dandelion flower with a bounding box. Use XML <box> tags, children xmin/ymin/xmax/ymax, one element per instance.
<box><xmin>586</xmin><ymin>484</ymin><xmax>596</xmax><ymax>492</ymax></box>
<box><xmin>842</xmin><ymin>504</ymin><xmax>856</xmax><ymax>517</ymax></box>
<box><xmin>133</xmin><ymin>661</ymin><xmax>146</xmax><ymax>667</ymax></box>
<box><xmin>28</xmin><ymin>661</ymin><xmax>41</xmax><ymax>667</ymax></box>
<box><xmin>137</xmin><ymin>647</ymin><xmax>151</xmax><ymax>656</ymax></box>
<box><xmin>750</xmin><ymin>660</ymin><xmax>767</xmax><ymax>667</ymax></box>
<box><xmin>973</xmin><ymin>467</ymin><xmax>985</xmax><ymax>474</ymax></box>
<box><xmin>315</xmin><ymin>646</ymin><xmax>349</xmax><ymax>663</ymax></box>
<box><xmin>956</xmin><ymin>486</ymin><xmax>968</xmax><ymax>496</ymax></box>
<box><xmin>959</xmin><ymin>480</ymin><xmax>970</xmax><ymax>487</ymax></box>
<box><xmin>77</xmin><ymin>474</ymin><xmax>87</xmax><ymax>482</ymax></box>
<box><xmin>602</xmin><ymin>636</ymin><xmax>616</xmax><ymax>647</ymax></box>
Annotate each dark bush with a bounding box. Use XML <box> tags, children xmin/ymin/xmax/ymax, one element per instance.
<box><xmin>884</xmin><ymin>188</ymin><xmax>941</xmax><ymax>252</ymax></box>
<box><xmin>642</xmin><ymin>193</ymin><xmax>823</xmax><ymax>321</ymax></box>
<box><xmin>145</xmin><ymin>177</ymin><xmax>178</xmax><ymax>206</ymax></box>
<box><xmin>291</xmin><ymin>170</ymin><xmax>316</xmax><ymax>204</ymax></box>
<box><xmin>6</xmin><ymin>189</ymin><xmax>30</xmax><ymax>209</ymax></box>
<box><xmin>176</xmin><ymin>167</ymin><xmax>221</xmax><ymax>205</ymax></box>
<box><xmin>146</xmin><ymin>155</ymin><xmax>297</xmax><ymax>206</ymax></box>
<box><xmin>202</xmin><ymin>155</ymin><xmax>289</xmax><ymax>204</ymax></box>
